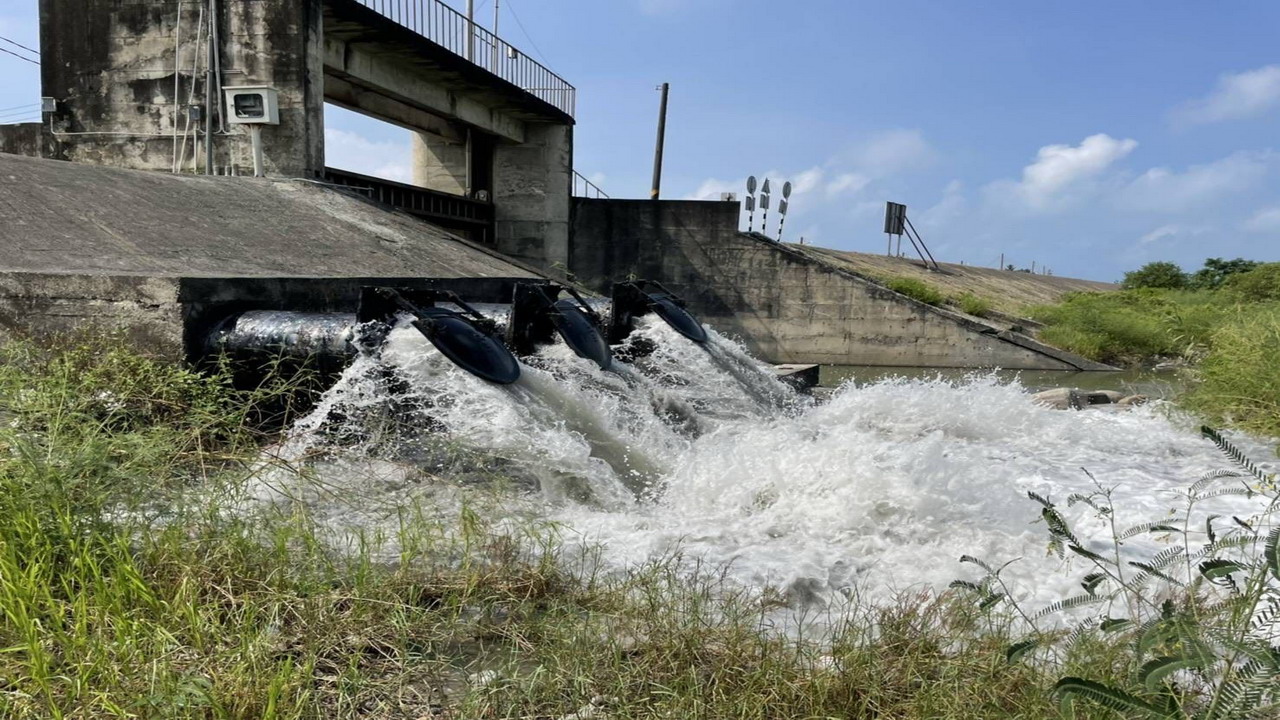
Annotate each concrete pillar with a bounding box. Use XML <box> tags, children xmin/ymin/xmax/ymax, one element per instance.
<box><xmin>221</xmin><ymin>0</ymin><xmax>326</xmax><ymax>177</ymax></box>
<box><xmin>492</xmin><ymin>123</ymin><xmax>573</xmax><ymax>271</ymax></box>
<box><xmin>36</xmin><ymin>0</ymin><xmax>324</xmax><ymax>177</ymax></box>
<box><xmin>411</xmin><ymin>131</ymin><xmax>468</xmax><ymax>195</ymax></box>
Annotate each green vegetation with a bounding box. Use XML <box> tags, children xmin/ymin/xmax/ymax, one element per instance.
<box><xmin>0</xmin><ymin>338</ymin><xmax>1096</xmax><ymax>718</ymax></box>
<box><xmin>1122</xmin><ymin>258</ymin><xmax>1265</xmax><ymax>292</ymax></box>
<box><xmin>1</xmin><ymin>337</ymin><xmax>1277</xmax><ymax>717</ymax></box>
<box><xmin>1222</xmin><ymin>262</ymin><xmax>1280</xmax><ymax>303</ymax></box>
<box><xmin>959</xmin><ymin>428</ymin><xmax>1280</xmax><ymax>718</ymax></box>
<box><xmin>1191</xmin><ymin>258</ymin><xmax>1264</xmax><ymax>291</ymax></box>
<box><xmin>885</xmin><ymin>276</ymin><xmax>945</xmax><ymax>306</ymax></box>
<box><xmin>1123</xmin><ymin>261</ymin><xmax>1192</xmax><ymax>290</ymax></box>
<box><xmin>1185</xmin><ymin>305</ymin><xmax>1280</xmax><ymax>439</ymax></box>
<box><xmin>1031</xmin><ymin>260</ymin><xmax>1280</xmax><ymax>437</ymax></box>
<box><xmin>4</xmin><ymin>339</ymin><xmax>1273</xmax><ymax>718</ymax></box>
<box><xmin>955</xmin><ymin>292</ymin><xmax>993</xmax><ymax>317</ymax></box>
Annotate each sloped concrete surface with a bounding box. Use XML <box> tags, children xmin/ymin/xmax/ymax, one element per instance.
<box><xmin>0</xmin><ymin>153</ymin><xmax>536</xmax><ymax>279</ymax></box>
<box><xmin>794</xmin><ymin>246</ymin><xmax>1116</xmax><ymax>313</ymax></box>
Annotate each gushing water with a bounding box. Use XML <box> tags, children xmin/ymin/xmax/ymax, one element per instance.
<box><xmin>248</xmin><ymin>315</ymin><xmax>1277</xmax><ymax>614</ymax></box>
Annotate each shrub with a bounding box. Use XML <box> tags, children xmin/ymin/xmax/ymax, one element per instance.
<box><xmin>955</xmin><ymin>293</ymin><xmax>992</xmax><ymax>317</ymax></box>
<box><xmin>885</xmin><ymin>277</ymin><xmax>945</xmax><ymax>306</ymax></box>
<box><xmin>1029</xmin><ymin>291</ymin><xmax>1183</xmax><ymax>364</ymax></box>
<box><xmin>1222</xmin><ymin>262</ymin><xmax>1280</xmax><ymax>303</ymax></box>
<box><xmin>1188</xmin><ymin>257</ymin><xmax>1262</xmax><ymax>290</ymax></box>
<box><xmin>1186</xmin><ymin>304</ymin><xmax>1280</xmax><ymax>438</ymax></box>
<box><xmin>1122</xmin><ymin>261</ymin><xmax>1187</xmax><ymax>290</ymax></box>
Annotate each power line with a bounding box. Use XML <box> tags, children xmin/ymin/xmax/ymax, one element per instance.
<box><xmin>502</xmin><ymin>0</ymin><xmax>551</xmax><ymax>66</ymax></box>
<box><xmin>0</xmin><ymin>46</ymin><xmax>39</xmax><ymax>66</ymax></box>
<box><xmin>0</xmin><ymin>102</ymin><xmax>39</xmax><ymax>114</ymax></box>
<box><xmin>0</xmin><ymin>35</ymin><xmax>38</xmax><ymax>56</ymax></box>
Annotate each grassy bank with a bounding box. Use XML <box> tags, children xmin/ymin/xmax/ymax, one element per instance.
<box><xmin>0</xmin><ymin>340</ymin><xmax>1277</xmax><ymax>718</ymax></box>
<box><xmin>1028</xmin><ymin>263</ymin><xmax>1280</xmax><ymax>438</ymax></box>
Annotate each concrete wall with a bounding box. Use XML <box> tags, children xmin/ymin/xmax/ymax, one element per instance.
<box><xmin>37</xmin><ymin>0</ymin><xmax>324</xmax><ymax>177</ymax></box>
<box><xmin>570</xmin><ymin>198</ymin><xmax>1106</xmax><ymax>370</ymax></box>
<box><xmin>0</xmin><ymin>123</ymin><xmax>46</xmax><ymax>157</ymax></box>
<box><xmin>494</xmin><ymin>123</ymin><xmax>573</xmax><ymax>272</ymax></box>
<box><xmin>0</xmin><ymin>272</ymin><xmax>185</xmax><ymax>357</ymax></box>
<box><xmin>0</xmin><ymin>272</ymin><xmax>539</xmax><ymax>362</ymax></box>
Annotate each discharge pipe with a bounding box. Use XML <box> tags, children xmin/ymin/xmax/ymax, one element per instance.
<box><xmin>203</xmin><ymin>280</ymin><xmax>708</xmax><ymax>384</ymax></box>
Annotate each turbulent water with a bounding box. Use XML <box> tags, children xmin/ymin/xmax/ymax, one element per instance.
<box><xmin>246</xmin><ymin>314</ymin><xmax>1278</xmax><ymax>616</ymax></box>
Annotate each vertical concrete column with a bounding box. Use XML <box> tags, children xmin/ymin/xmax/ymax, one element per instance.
<box><xmin>410</xmin><ymin>131</ymin><xmax>468</xmax><ymax>195</ymax></box>
<box><xmin>221</xmin><ymin>0</ymin><xmax>325</xmax><ymax>177</ymax></box>
<box><xmin>36</xmin><ymin>0</ymin><xmax>324</xmax><ymax>177</ymax></box>
<box><xmin>492</xmin><ymin>123</ymin><xmax>572</xmax><ymax>272</ymax></box>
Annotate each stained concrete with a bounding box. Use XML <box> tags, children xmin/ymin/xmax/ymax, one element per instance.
<box><xmin>33</xmin><ymin>0</ymin><xmax>325</xmax><ymax>177</ymax></box>
<box><xmin>494</xmin><ymin>123</ymin><xmax>572</xmax><ymax>271</ymax></box>
<box><xmin>0</xmin><ymin>153</ymin><xmax>535</xmax><ymax>278</ymax></box>
<box><xmin>0</xmin><ymin>153</ymin><xmax>541</xmax><ymax>357</ymax></box>
<box><xmin>569</xmin><ymin>198</ymin><xmax>1113</xmax><ymax>371</ymax></box>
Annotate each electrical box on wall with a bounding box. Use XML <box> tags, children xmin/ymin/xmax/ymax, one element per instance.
<box><xmin>223</xmin><ymin>86</ymin><xmax>280</xmax><ymax>125</ymax></box>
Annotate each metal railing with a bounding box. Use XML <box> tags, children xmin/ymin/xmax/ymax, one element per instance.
<box><xmin>572</xmin><ymin>170</ymin><xmax>609</xmax><ymax>199</ymax></box>
<box><xmin>322</xmin><ymin>167</ymin><xmax>495</xmax><ymax>245</ymax></box>
<box><xmin>350</xmin><ymin>0</ymin><xmax>576</xmax><ymax>117</ymax></box>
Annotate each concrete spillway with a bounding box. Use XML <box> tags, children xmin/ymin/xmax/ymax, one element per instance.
<box><xmin>0</xmin><ymin>153</ymin><xmax>540</xmax><ymax>357</ymax></box>
<box><xmin>569</xmin><ymin>198</ymin><xmax>1116</xmax><ymax>371</ymax></box>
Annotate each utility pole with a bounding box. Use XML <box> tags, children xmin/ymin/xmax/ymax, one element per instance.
<box><xmin>650</xmin><ymin>82</ymin><xmax>669</xmax><ymax>200</ymax></box>
<box><xmin>466</xmin><ymin>0</ymin><xmax>475</xmax><ymax>61</ymax></box>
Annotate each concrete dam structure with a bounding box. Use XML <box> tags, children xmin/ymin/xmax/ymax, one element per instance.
<box><xmin>0</xmin><ymin>0</ymin><xmax>1116</xmax><ymax>371</ymax></box>
<box><xmin>0</xmin><ymin>153</ymin><xmax>539</xmax><ymax>357</ymax></box>
<box><xmin>569</xmin><ymin>199</ymin><xmax>1112</xmax><ymax>371</ymax></box>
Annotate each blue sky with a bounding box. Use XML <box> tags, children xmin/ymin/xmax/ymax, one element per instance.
<box><xmin>3</xmin><ymin>1</ymin><xmax>1279</xmax><ymax>281</ymax></box>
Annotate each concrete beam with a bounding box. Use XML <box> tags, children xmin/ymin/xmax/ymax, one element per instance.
<box><xmin>324</xmin><ymin>74</ymin><xmax>463</xmax><ymax>143</ymax></box>
<box><xmin>324</xmin><ymin>36</ymin><xmax>526</xmax><ymax>143</ymax></box>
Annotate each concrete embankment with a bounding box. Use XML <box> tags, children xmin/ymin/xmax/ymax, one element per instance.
<box><xmin>794</xmin><ymin>246</ymin><xmax>1116</xmax><ymax>314</ymax></box>
<box><xmin>569</xmin><ymin>198</ymin><xmax>1113</xmax><ymax>370</ymax></box>
<box><xmin>0</xmin><ymin>154</ymin><xmax>539</xmax><ymax>357</ymax></box>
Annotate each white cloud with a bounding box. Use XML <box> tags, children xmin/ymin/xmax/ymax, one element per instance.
<box><xmin>323</xmin><ymin>127</ymin><xmax>412</xmax><ymax>183</ymax></box>
<box><xmin>1138</xmin><ymin>225</ymin><xmax>1181</xmax><ymax>245</ymax></box>
<box><xmin>686</xmin><ymin>176</ymin><xmax>743</xmax><ymax>201</ymax></box>
<box><xmin>1243</xmin><ymin>205</ymin><xmax>1280</xmax><ymax>232</ymax></box>
<box><xmin>1119</xmin><ymin>151</ymin><xmax>1271</xmax><ymax>213</ymax></box>
<box><xmin>1009</xmin><ymin>133</ymin><xmax>1137</xmax><ymax>209</ymax></box>
<box><xmin>918</xmin><ymin>180</ymin><xmax>966</xmax><ymax>230</ymax></box>
<box><xmin>1173</xmin><ymin>65</ymin><xmax>1280</xmax><ymax>126</ymax></box>
<box><xmin>847</xmin><ymin>129</ymin><xmax>935</xmax><ymax>176</ymax></box>
<box><xmin>686</xmin><ymin>163</ymin><xmax>876</xmax><ymax>208</ymax></box>
<box><xmin>825</xmin><ymin>172</ymin><xmax>870</xmax><ymax>198</ymax></box>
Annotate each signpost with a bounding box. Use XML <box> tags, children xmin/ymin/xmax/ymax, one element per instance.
<box><xmin>777</xmin><ymin>181</ymin><xmax>792</xmax><ymax>242</ymax></box>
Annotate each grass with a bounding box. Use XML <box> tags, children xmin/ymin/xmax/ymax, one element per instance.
<box><xmin>954</xmin><ymin>292</ymin><xmax>992</xmax><ymax>318</ymax></box>
<box><xmin>884</xmin><ymin>277</ymin><xmax>945</xmax><ymax>306</ymax></box>
<box><xmin>1030</xmin><ymin>290</ymin><xmax>1280</xmax><ymax>437</ymax></box>
<box><xmin>1185</xmin><ymin>305</ymin><xmax>1280</xmax><ymax>439</ymax></box>
<box><xmin>1027</xmin><ymin>265</ymin><xmax>1280</xmax><ymax>437</ymax></box>
<box><xmin>0</xmin><ymin>337</ymin><xmax>1275</xmax><ymax>717</ymax></box>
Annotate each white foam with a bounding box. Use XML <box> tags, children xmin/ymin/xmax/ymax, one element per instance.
<box><xmin>247</xmin><ymin>316</ymin><xmax>1277</xmax><ymax>617</ymax></box>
